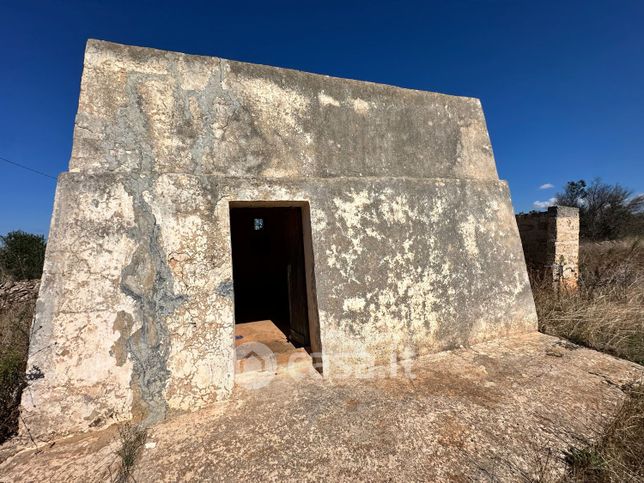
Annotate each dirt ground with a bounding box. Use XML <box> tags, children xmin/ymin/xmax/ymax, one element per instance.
<box><xmin>1</xmin><ymin>332</ymin><xmax>642</xmax><ymax>482</ymax></box>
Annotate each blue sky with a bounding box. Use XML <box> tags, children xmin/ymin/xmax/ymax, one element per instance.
<box><xmin>1</xmin><ymin>0</ymin><xmax>643</xmax><ymax>235</ymax></box>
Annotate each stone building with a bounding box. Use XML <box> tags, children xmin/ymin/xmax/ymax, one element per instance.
<box><xmin>22</xmin><ymin>40</ymin><xmax>537</xmax><ymax>440</ymax></box>
<box><xmin>516</xmin><ymin>206</ymin><xmax>580</xmax><ymax>288</ymax></box>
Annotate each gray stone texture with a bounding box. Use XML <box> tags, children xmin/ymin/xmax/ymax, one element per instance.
<box><xmin>22</xmin><ymin>40</ymin><xmax>537</xmax><ymax>440</ymax></box>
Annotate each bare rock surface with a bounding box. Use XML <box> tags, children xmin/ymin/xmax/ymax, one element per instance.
<box><xmin>2</xmin><ymin>332</ymin><xmax>642</xmax><ymax>482</ymax></box>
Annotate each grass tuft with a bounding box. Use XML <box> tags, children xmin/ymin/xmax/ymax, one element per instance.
<box><xmin>565</xmin><ymin>383</ymin><xmax>644</xmax><ymax>481</ymax></box>
<box><xmin>113</xmin><ymin>422</ymin><xmax>147</xmax><ymax>483</ymax></box>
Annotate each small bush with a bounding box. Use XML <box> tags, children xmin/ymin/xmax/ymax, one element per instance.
<box><xmin>0</xmin><ymin>349</ymin><xmax>43</xmax><ymax>443</ymax></box>
<box><xmin>0</xmin><ymin>298</ymin><xmax>39</xmax><ymax>443</ymax></box>
<box><xmin>0</xmin><ymin>231</ymin><xmax>46</xmax><ymax>282</ymax></box>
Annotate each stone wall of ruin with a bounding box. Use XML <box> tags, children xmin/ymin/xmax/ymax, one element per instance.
<box><xmin>516</xmin><ymin>206</ymin><xmax>579</xmax><ymax>287</ymax></box>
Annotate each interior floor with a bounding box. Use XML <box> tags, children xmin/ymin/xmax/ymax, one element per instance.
<box><xmin>234</xmin><ymin>320</ymin><xmax>313</xmax><ymax>377</ymax></box>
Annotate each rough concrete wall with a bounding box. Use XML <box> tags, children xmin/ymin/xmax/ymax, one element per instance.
<box><xmin>71</xmin><ymin>40</ymin><xmax>497</xmax><ymax>180</ymax></box>
<box><xmin>23</xmin><ymin>40</ymin><xmax>537</xmax><ymax>440</ymax></box>
<box><xmin>516</xmin><ymin>206</ymin><xmax>579</xmax><ymax>286</ymax></box>
<box><xmin>24</xmin><ymin>173</ymin><xmax>536</xmax><ymax>438</ymax></box>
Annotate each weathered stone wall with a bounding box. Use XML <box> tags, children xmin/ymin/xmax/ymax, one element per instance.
<box><xmin>71</xmin><ymin>41</ymin><xmax>498</xmax><ymax>180</ymax></box>
<box><xmin>23</xmin><ymin>40</ymin><xmax>537</xmax><ymax>440</ymax></box>
<box><xmin>516</xmin><ymin>206</ymin><xmax>579</xmax><ymax>286</ymax></box>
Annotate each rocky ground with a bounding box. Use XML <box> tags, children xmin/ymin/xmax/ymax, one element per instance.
<box><xmin>1</xmin><ymin>332</ymin><xmax>642</xmax><ymax>482</ymax></box>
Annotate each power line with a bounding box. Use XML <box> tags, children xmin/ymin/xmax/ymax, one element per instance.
<box><xmin>0</xmin><ymin>156</ymin><xmax>57</xmax><ymax>180</ymax></box>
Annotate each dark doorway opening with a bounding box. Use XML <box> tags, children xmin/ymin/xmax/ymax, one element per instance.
<box><xmin>229</xmin><ymin>203</ymin><xmax>319</xmax><ymax>351</ymax></box>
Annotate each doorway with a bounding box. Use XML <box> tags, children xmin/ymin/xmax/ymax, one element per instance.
<box><xmin>229</xmin><ymin>202</ymin><xmax>321</xmax><ymax>373</ymax></box>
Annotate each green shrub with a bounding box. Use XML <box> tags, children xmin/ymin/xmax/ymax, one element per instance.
<box><xmin>0</xmin><ymin>231</ymin><xmax>46</xmax><ymax>281</ymax></box>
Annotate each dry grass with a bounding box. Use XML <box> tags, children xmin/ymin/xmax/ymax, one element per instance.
<box><xmin>0</xmin><ymin>304</ymin><xmax>33</xmax><ymax>442</ymax></box>
<box><xmin>530</xmin><ymin>238</ymin><xmax>643</xmax><ymax>481</ymax></box>
<box><xmin>112</xmin><ymin>423</ymin><xmax>147</xmax><ymax>483</ymax></box>
<box><xmin>534</xmin><ymin>238</ymin><xmax>644</xmax><ymax>365</ymax></box>
<box><xmin>565</xmin><ymin>383</ymin><xmax>644</xmax><ymax>482</ymax></box>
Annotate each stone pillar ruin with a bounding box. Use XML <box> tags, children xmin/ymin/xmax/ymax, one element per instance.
<box><xmin>516</xmin><ymin>206</ymin><xmax>580</xmax><ymax>289</ymax></box>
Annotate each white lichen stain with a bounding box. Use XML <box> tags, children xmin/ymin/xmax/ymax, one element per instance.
<box><xmin>311</xmin><ymin>207</ymin><xmax>329</xmax><ymax>231</ymax></box>
<box><xmin>428</xmin><ymin>197</ymin><xmax>446</xmax><ymax>222</ymax></box>
<box><xmin>352</xmin><ymin>98</ymin><xmax>370</xmax><ymax>114</ymax></box>
<box><xmin>334</xmin><ymin>190</ymin><xmax>371</xmax><ymax>231</ymax></box>
<box><xmin>459</xmin><ymin>214</ymin><xmax>479</xmax><ymax>257</ymax></box>
<box><xmin>378</xmin><ymin>192</ymin><xmax>416</xmax><ymax>225</ymax></box>
<box><xmin>328</xmin><ymin>191</ymin><xmax>376</xmax><ymax>279</ymax></box>
<box><xmin>365</xmin><ymin>227</ymin><xmax>383</xmax><ymax>240</ymax></box>
<box><xmin>237</xmin><ymin>77</ymin><xmax>310</xmax><ymax>134</ymax></box>
<box><xmin>177</xmin><ymin>58</ymin><xmax>213</xmax><ymax>91</ymax></box>
<box><xmin>318</xmin><ymin>91</ymin><xmax>340</xmax><ymax>107</ymax></box>
<box><xmin>343</xmin><ymin>297</ymin><xmax>366</xmax><ymax>312</ymax></box>
<box><xmin>324</xmin><ymin>189</ymin><xmax>450</xmax><ymax>365</ymax></box>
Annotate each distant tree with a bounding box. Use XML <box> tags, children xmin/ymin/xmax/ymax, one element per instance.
<box><xmin>555</xmin><ymin>179</ymin><xmax>644</xmax><ymax>240</ymax></box>
<box><xmin>555</xmin><ymin>180</ymin><xmax>587</xmax><ymax>207</ymax></box>
<box><xmin>0</xmin><ymin>231</ymin><xmax>46</xmax><ymax>281</ymax></box>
